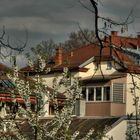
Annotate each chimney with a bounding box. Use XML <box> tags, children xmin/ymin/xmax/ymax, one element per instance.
<box><xmin>137</xmin><ymin>32</ymin><xmax>140</xmax><ymax>48</ymax></box>
<box><xmin>55</xmin><ymin>47</ymin><xmax>62</xmax><ymax>65</ymax></box>
<box><xmin>111</xmin><ymin>31</ymin><xmax>118</xmax><ymax>36</ymax></box>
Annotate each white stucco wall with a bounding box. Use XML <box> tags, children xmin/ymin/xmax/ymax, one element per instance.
<box><xmin>35</xmin><ymin>61</ymin><xmax>120</xmax><ymax>89</ymax></box>
<box><xmin>42</xmin><ymin>92</ymin><xmax>49</xmax><ymax>117</ymax></box>
<box><xmin>103</xmin><ymin>120</ymin><xmax>127</xmax><ymax>140</ymax></box>
<box><xmin>79</xmin><ymin>61</ymin><xmax>119</xmax><ymax>78</ymax></box>
<box><xmin>126</xmin><ymin>73</ymin><xmax>140</xmax><ymax>115</ymax></box>
<box><xmin>41</xmin><ymin>74</ymin><xmax>60</xmax><ymax>88</ymax></box>
<box><xmin>41</xmin><ymin>72</ymin><xmax>79</xmax><ymax>93</ymax></box>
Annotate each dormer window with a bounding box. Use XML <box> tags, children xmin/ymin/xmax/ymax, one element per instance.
<box><xmin>107</xmin><ymin>61</ymin><xmax>112</xmax><ymax>70</ymax></box>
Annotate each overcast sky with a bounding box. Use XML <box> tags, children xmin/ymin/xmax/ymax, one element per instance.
<box><xmin>0</xmin><ymin>0</ymin><xmax>94</xmax><ymax>49</ymax></box>
<box><xmin>1</xmin><ymin>0</ymin><xmax>140</xmax><ymax>66</ymax></box>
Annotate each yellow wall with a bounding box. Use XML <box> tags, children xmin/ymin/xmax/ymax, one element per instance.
<box><xmin>79</xmin><ymin>61</ymin><xmax>119</xmax><ymax>78</ymax></box>
<box><xmin>126</xmin><ymin>73</ymin><xmax>140</xmax><ymax>115</ymax></box>
<box><xmin>35</xmin><ymin>61</ymin><xmax>120</xmax><ymax>89</ymax></box>
<box><xmin>104</xmin><ymin>120</ymin><xmax>127</xmax><ymax>140</ymax></box>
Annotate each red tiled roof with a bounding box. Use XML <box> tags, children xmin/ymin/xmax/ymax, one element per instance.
<box><xmin>20</xmin><ymin>44</ymin><xmax>136</xmax><ymax>73</ymax></box>
<box><xmin>62</xmin><ymin>45</ymin><xmax>100</xmax><ymax>65</ymax></box>
<box><xmin>0</xmin><ymin>93</ymin><xmax>36</xmax><ymax>104</ymax></box>
<box><xmin>20</xmin><ymin>45</ymin><xmax>109</xmax><ymax>72</ymax></box>
<box><xmin>118</xmin><ymin>64</ymin><xmax>140</xmax><ymax>74</ymax></box>
<box><xmin>20</xmin><ymin>31</ymin><xmax>140</xmax><ymax>74</ymax></box>
<box><xmin>111</xmin><ymin>35</ymin><xmax>137</xmax><ymax>49</ymax></box>
<box><xmin>62</xmin><ymin>44</ymin><xmax>134</xmax><ymax>67</ymax></box>
<box><xmin>112</xmin><ymin>47</ymin><xmax>134</xmax><ymax>64</ymax></box>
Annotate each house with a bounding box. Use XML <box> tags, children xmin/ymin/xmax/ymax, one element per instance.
<box><xmin>109</xmin><ymin>31</ymin><xmax>140</xmax><ymax>65</ymax></box>
<box><xmin>20</xmin><ymin>31</ymin><xmax>140</xmax><ymax>139</ymax></box>
<box><xmin>1</xmin><ymin>31</ymin><xmax>140</xmax><ymax>139</ymax></box>
<box><xmin>20</xmin><ymin>31</ymin><xmax>140</xmax><ymax>118</ymax></box>
<box><xmin>0</xmin><ymin>63</ymin><xmax>38</xmax><ymax>117</ymax></box>
<box><xmin>0</xmin><ymin>63</ymin><xmax>66</xmax><ymax>117</ymax></box>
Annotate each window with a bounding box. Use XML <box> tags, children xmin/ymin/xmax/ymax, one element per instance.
<box><xmin>82</xmin><ymin>86</ymin><xmax>110</xmax><ymax>102</ymax></box>
<box><xmin>107</xmin><ymin>61</ymin><xmax>112</xmax><ymax>70</ymax></box>
<box><xmin>103</xmin><ymin>87</ymin><xmax>110</xmax><ymax>101</ymax></box>
<box><xmin>82</xmin><ymin>87</ymin><xmax>86</xmax><ymax>99</ymax></box>
<box><xmin>0</xmin><ymin>80</ymin><xmax>15</xmax><ymax>88</ymax></box>
<box><xmin>95</xmin><ymin>87</ymin><xmax>102</xmax><ymax>101</ymax></box>
<box><xmin>88</xmin><ymin>88</ymin><xmax>94</xmax><ymax>101</ymax></box>
<box><xmin>113</xmin><ymin>83</ymin><xmax>124</xmax><ymax>103</ymax></box>
<box><xmin>82</xmin><ymin>84</ymin><xmax>124</xmax><ymax>103</ymax></box>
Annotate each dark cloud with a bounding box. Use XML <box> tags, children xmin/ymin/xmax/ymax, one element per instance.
<box><xmin>0</xmin><ymin>0</ymin><xmax>87</xmax><ymax>18</ymax></box>
<box><xmin>99</xmin><ymin>0</ymin><xmax>140</xmax><ymax>24</ymax></box>
<box><xmin>0</xmin><ymin>0</ymin><xmax>95</xmax><ymax>49</ymax></box>
<box><xmin>0</xmin><ymin>0</ymin><xmax>140</xmax><ymax>52</ymax></box>
<box><xmin>1</xmin><ymin>0</ymin><xmax>140</xmax><ymax>67</ymax></box>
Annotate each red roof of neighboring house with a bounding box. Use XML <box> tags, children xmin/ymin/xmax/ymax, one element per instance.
<box><xmin>118</xmin><ymin>64</ymin><xmax>140</xmax><ymax>74</ymax></box>
<box><xmin>0</xmin><ymin>93</ymin><xmax>36</xmax><ymax>104</ymax></box>
<box><xmin>109</xmin><ymin>31</ymin><xmax>139</xmax><ymax>49</ymax></box>
<box><xmin>111</xmin><ymin>36</ymin><xmax>137</xmax><ymax>49</ymax></box>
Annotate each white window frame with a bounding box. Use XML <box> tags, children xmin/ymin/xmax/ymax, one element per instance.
<box><xmin>86</xmin><ymin>87</ymin><xmax>89</xmax><ymax>102</ymax></box>
<box><xmin>95</xmin><ymin>87</ymin><xmax>102</xmax><ymax>101</ymax></box>
<box><xmin>83</xmin><ymin>86</ymin><xmax>111</xmax><ymax>102</ymax></box>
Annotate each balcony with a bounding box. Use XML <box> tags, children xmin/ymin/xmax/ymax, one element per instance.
<box><xmin>82</xmin><ymin>83</ymin><xmax>126</xmax><ymax>117</ymax></box>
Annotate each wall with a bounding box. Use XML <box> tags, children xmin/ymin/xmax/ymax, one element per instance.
<box><xmin>111</xmin><ymin>76</ymin><xmax>127</xmax><ymax>104</ymax></box>
<box><xmin>126</xmin><ymin>73</ymin><xmax>140</xmax><ymax>115</ymax></box>
<box><xmin>74</xmin><ymin>99</ymin><xmax>86</xmax><ymax>116</ymax></box>
<box><xmin>103</xmin><ymin>120</ymin><xmax>127</xmax><ymax>140</ymax></box>
<box><xmin>41</xmin><ymin>73</ymin><xmax>69</xmax><ymax>93</ymax></box>
<box><xmin>79</xmin><ymin>62</ymin><xmax>95</xmax><ymax>78</ymax></box>
<box><xmin>110</xmin><ymin>103</ymin><xmax>126</xmax><ymax>116</ymax></box>
<box><xmin>94</xmin><ymin>61</ymin><xmax>117</xmax><ymax>76</ymax></box>
<box><xmin>85</xmin><ymin>102</ymin><xmax>125</xmax><ymax>116</ymax></box>
<box><xmin>86</xmin><ymin>102</ymin><xmax>111</xmax><ymax>116</ymax></box>
<box><xmin>41</xmin><ymin>74</ymin><xmax>59</xmax><ymax>88</ymax></box>
<box><xmin>79</xmin><ymin>61</ymin><xmax>121</xmax><ymax>78</ymax></box>
<box><xmin>35</xmin><ymin>60</ymin><xmax>122</xmax><ymax>89</ymax></box>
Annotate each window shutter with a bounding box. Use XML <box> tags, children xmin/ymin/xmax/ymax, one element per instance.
<box><xmin>113</xmin><ymin>83</ymin><xmax>124</xmax><ymax>103</ymax></box>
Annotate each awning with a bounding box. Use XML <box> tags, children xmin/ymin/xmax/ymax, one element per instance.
<box><xmin>0</xmin><ymin>93</ymin><xmax>36</xmax><ymax>104</ymax></box>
